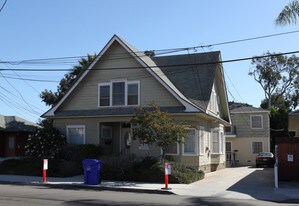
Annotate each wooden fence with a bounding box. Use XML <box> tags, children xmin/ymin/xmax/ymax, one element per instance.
<box><xmin>276</xmin><ymin>138</ymin><xmax>299</xmax><ymax>181</ymax></box>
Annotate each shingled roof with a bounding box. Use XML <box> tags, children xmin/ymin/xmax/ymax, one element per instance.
<box><xmin>0</xmin><ymin>115</ymin><xmax>39</xmax><ymax>132</ymax></box>
<box><xmin>152</xmin><ymin>51</ymin><xmax>220</xmax><ymax>110</ymax></box>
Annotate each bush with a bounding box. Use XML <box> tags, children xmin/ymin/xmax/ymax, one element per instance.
<box><xmin>62</xmin><ymin>144</ymin><xmax>103</xmax><ymax>161</ymax></box>
<box><xmin>25</xmin><ymin>127</ymin><xmax>66</xmax><ymax>159</ymax></box>
<box><xmin>100</xmin><ymin>156</ymin><xmax>204</xmax><ymax>184</ymax></box>
<box><xmin>0</xmin><ymin>158</ymin><xmax>83</xmax><ymax>177</ymax></box>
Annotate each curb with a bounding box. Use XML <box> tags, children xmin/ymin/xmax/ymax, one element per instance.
<box><xmin>0</xmin><ymin>180</ymin><xmax>175</xmax><ymax>195</ymax></box>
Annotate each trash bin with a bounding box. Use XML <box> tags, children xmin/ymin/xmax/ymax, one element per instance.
<box><xmin>82</xmin><ymin>159</ymin><xmax>102</xmax><ymax>185</ymax></box>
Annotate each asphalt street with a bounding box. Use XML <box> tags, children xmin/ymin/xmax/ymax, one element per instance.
<box><xmin>0</xmin><ymin>183</ymin><xmax>297</xmax><ymax>206</ymax></box>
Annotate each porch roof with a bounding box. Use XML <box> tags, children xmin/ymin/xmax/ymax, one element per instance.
<box><xmin>53</xmin><ymin>106</ymin><xmax>189</xmax><ymax>117</ymax></box>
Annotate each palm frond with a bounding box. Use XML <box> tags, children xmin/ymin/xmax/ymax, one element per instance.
<box><xmin>276</xmin><ymin>0</ymin><xmax>299</xmax><ymax>25</ymax></box>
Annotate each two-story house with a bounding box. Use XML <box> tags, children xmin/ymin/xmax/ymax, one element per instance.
<box><xmin>225</xmin><ymin>103</ymin><xmax>270</xmax><ymax>166</ymax></box>
<box><xmin>42</xmin><ymin>35</ymin><xmax>231</xmax><ymax>172</ymax></box>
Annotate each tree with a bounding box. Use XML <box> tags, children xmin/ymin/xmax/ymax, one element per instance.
<box><xmin>40</xmin><ymin>53</ymin><xmax>97</xmax><ymax>106</ymax></box>
<box><xmin>25</xmin><ymin>120</ymin><xmax>67</xmax><ymax>159</ymax></box>
<box><xmin>249</xmin><ymin>52</ymin><xmax>299</xmax><ymax>109</ymax></box>
<box><xmin>276</xmin><ymin>0</ymin><xmax>299</xmax><ymax>25</ymax></box>
<box><xmin>130</xmin><ymin>103</ymin><xmax>188</xmax><ymax>162</ymax></box>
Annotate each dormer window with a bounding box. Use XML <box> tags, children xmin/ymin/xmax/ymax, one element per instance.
<box><xmin>98</xmin><ymin>80</ymin><xmax>140</xmax><ymax>107</ymax></box>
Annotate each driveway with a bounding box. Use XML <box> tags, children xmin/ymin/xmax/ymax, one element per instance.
<box><xmin>173</xmin><ymin>166</ymin><xmax>298</xmax><ymax>202</ymax></box>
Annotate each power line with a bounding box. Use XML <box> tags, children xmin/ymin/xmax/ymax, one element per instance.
<box><xmin>203</xmin><ymin>30</ymin><xmax>299</xmax><ymax>48</ymax></box>
<box><xmin>0</xmin><ymin>30</ymin><xmax>299</xmax><ymax>65</ymax></box>
<box><xmin>0</xmin><ymin>0</ymin><xmax>7</xmax><ymax>14</ymax></box>
<box><xmin>1</xmin><ymin>50</ymin><xmax>298</xmax><ymax>72</ymax></box>
<box><xmin>0</xmin><ymin>75</ymin><xmax>59</xmax><ymax>83</ymax></box>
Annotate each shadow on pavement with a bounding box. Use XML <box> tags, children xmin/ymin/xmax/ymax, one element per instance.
<box><xmin>226</xmin><ymin>168</ymin><xmax>276</xmax><ymax>201</ymax></box>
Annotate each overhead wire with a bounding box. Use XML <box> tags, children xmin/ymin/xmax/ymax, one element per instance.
<box><xmin>0</xmin><ymin>0</ymin><xmax>7</xmax><ymax>14</ymax></box>
<box><xmin>0</xmin><ymin>30</ymin><xmax>298</xmax><ymax>66</ymax></box>
<box><xmin>0</xmin><ymin>50</ymin><xmax>298</xmax><ymax>72</ymax></box>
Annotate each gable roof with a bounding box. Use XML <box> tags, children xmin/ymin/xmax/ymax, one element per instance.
<box><xmin>42</xmin><ymin>35</ymin><xmax>230</xmax><ymax>123</ymax></box>
<box><xmin>229</xmin><ymin>104</ymin><xmax>269</xmax><ymax>113</ymax></box>
<box><xmin>152</xmin><ymin>52</ymin><xmax>220</xmax><ymax>111</ymax></box>
<box><xmin>0</xmin><ymin>115</ymin><xmax>39</xmax><ymax>132</ymax></box>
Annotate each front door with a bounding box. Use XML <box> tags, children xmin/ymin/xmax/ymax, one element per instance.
<box><xmin>5</xmin><ymin>136</ymin><xmax>16</xmax><ymax>157</ymax></box>
<box><xmin>120</xmin><ymin>128</ymin><xmax>131</xmax><ymax>158</ymax></box>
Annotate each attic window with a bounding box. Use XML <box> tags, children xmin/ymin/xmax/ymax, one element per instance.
<box><xmin>98</xmin><ymin>80</ymin><xmax>140</xmax><ymax>107</ymax></box>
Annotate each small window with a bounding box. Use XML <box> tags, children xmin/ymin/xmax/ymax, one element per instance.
<box><xmin>127</xmin><ymin>83</ymin><xmax>139</xmax><ymax>105</ymax></box>
<box><xmin>252</xmin><ymin>142</ymin><xmax>263</xmax><ymax>154</ymax></box>
<box><xmin>67</xmin><ymin>126</ymin><xmax>85</xmax><ymax>145</ymax></box>
<box><xmin>211</xmin><ymin>130</ymin><xmax>219</xmax><ymax>153</ymax></box>
<box><xmin>251</xmin><ymin>115</ymin><xmax>263</xmax><ymax>129</ymax></box>
<box><xmin>99</xmin><ymin>85</ymin><xmax>110</xmax><ymax>106</ymax></box>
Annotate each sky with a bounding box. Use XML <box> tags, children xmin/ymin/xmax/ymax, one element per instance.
<box><xmin>0</xmin><ymin>0</ymin><xmax>298</xmax><ymax>123</ymax></box>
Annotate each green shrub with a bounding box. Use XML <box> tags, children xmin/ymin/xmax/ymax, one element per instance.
<box><xmin>100</xmin><ymin>156</ymin><xmax>204</xmax><ymax>184</ymax></box>
<box><xmin>0</xmin><ymin>158</ymin><xmax>83</xmax><ymax>177</ymax></box>
<box><xmin>62</xmin><ymin>144</ymin><xmax>103</xmax><ymax>161</ymax></box>
<box><xmin>25</xmin><ymin>127</ymin><xmax>66</xmax><ymax>159</ymax></box>
<box><xmin>0</xmin><ymin>158</ymin><xmax>41</xmax><ymax>176</ymax></box>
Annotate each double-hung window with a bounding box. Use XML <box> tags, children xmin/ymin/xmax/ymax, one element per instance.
<box><xmin>211</xmin><ymin>129</ymin><xmax>224</xmax><ymax>154</ymax></box>
<box><xmin>67</xmin><ymin>125</ymin><xmax>85</xmax><ymax>145</ymax></box>
<box><xmin>98</xmin><ymin>80</ymin><xmax>140</xmax><ymax>107</ymax></box>
<box><xmin>183</xmin><ymin>129</ymin><xmax>197</xmax><ymax>154</ymax></box>
<box><xmin>127</xmin><ymin>83</ymin><xmax>139</xmax><ymax>105</ymax></box>
<box><xmin>112</xmin><ymin>82</ymin><xmax>125</xmax><ymax>106</ymax></box>
<box><xmin>252</xmin><ymin>141</ymin><xmax>263</xmax><ymax>154</ymax></box>
<box><xmin>99</xmin><ymin>84</ymin><xmax>110</xmax><ymax>106</ymax></box>
<box><xmin>251</xmin><ymin>115</ymin><xmax>263</xmax><ymax>129</ymax></box>
<box><xmin>182</xmin><ymin>127</ymin><xmax>205</xmax><ymax>155</ymax></box>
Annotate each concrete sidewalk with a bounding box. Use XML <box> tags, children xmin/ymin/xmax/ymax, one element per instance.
<box><xmin>0</xmin><ymin>167</ymin><xmax>298</xmax><ymax>203</ymax></box>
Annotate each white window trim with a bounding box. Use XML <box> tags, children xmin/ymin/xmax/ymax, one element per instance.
<box><xmin>127</xmin><ymin>80</ymin><xmax>140</xmax><ymax>106</ymax></box>
<box><xmin>199</xmin><ymin>126</ymin><xmax>205</xmax><ymax>156</ymax></box>
<box><xmin>251</xmin><ymin>141</ymin><xmax>263</xmax><ymax>154</ymax></box>
<box><xmin>66</xmin><ymin>125</ymin><xmax>86</xmax><ymax>144</ymax></box>
<box><xmin>98</xmin><ymin>82</ymin><xmax>111</xmax><ymax>107</ymax></box>
<box><xmin>98</xmin><ymin>80</ymin><xmax>140</xmax><ymax>107</ymax></box>
<box><xmin>250</xmin><ymin>115</ymin><xmax>263</xmax><ymax>129</ymax></box>
<box><xmin>182</xmin><ymin>129</ymin><xmax>199</xmax><ymax>156</ymax></box>
<box><xmin>164</xmin><ymin>142</ymin><xmax>179</xmax><ymax>155</ymax></box>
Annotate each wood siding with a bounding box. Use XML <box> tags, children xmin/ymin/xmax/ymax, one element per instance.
<box><xmin>230</xmin><ymin>112</ymin><xmax>270</xmax><ymax>138</ymax></box>
<box><xmin>54</xmin><ymin>115</ymin><xmax>226</xmax><ymax>171</ymax></box>
<box><xmin>58</xmin><ymin>41</ymin><xmax>181</xmax><ymax>112</ymax></box>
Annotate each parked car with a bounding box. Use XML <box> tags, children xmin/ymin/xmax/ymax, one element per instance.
<box><xmin>255</xmin><ymin>152</ymin><xmax>275</xmax><ymax>167</ymax></box>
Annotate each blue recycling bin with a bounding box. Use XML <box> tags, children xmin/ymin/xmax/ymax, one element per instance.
<box><xmin>82</xmin><ymin>159</ymin><xmax>103</xmax><ymax>185</ymax></box>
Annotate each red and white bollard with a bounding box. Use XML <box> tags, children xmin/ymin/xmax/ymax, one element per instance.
<box><xmin>43</xmin><ymin>159</ymin><xmax>48</xmax><ymax>183</ymax></box>
<box><xmin>162</xmin><ymin>162</ymin><xmax>171</xmax><ymax>190</ymax></box>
